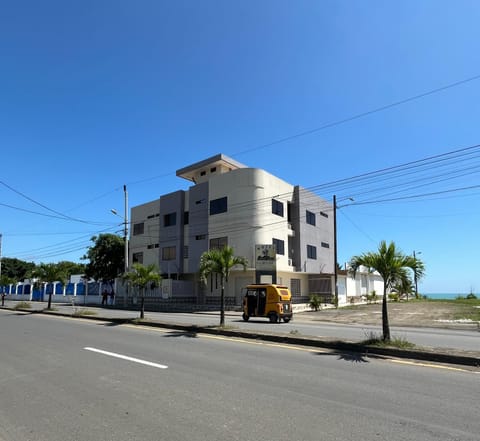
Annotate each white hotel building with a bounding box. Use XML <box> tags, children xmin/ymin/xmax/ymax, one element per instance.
<box><xmin>129</xmin><ymin>154</ymin><xmax>357</xmax><ymax>308</ymax></box>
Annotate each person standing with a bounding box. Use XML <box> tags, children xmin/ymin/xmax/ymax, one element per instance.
<box><xmin>101</xmin><ymin>289</ymin><xmax>108</xmax><ymax>305</ymax></box>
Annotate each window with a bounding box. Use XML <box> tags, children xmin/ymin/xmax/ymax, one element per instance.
<box><xmin>195</xmin><ymin>199</ymin><xmax>206</xmax><ymax>205</ymax></box>
<box><xmin>195</xmin><ymin>234</ymin><xmax>206</xmax><ymax>240</ymax></box>
<box><xmin>133</xmin><ymin>252</ymin><xmax>143</xmax><ymax>264</ymax></box>
<box><xmin>147</xmin><ymin>213</ymin><xmax>159</xmax><ymax>219</ymax></box>
<box><xmin>320</xmin><ymin>211</ymin><xmax>329</xmax><ymax>218</ymax></box>
<box><xmin>147</xmin><ymin>243</ymin><xmax>159</xmax><ymax>249</ymax></box>
<box><xmin>133</xmin><ymin>222</ymin><xmax>144</xmax><ymax>235</ymax></box>
<box><xmin>200</xmin><ymin>171</ymin><xmax>206</xmax><ymax>176</ymax></box>
<box><xmin>183</xmin><ymin>246</ymin><xmax>189</xmax><ymax>258</ymax></box>
<box><xmin>164</xmin><ymin>212</ymin><xmax>177</xmax><ymax>227</ymax></box>
<box><xmin>307</xmin><ymin>245</ymin><xmax>317</xmax><ymax>259</ymax></box>
<box><xmin>321</xmin><ymin>242</ymin><xmax>330</xmax><ymax>248</ymax></box>
<box><xmin>272</xmin><ymin>238</ymin><xmax>285</xmax><ymax>255</ymax></box>
<box><xmin>210</xmin><ymin>167</ymin><xmax>217</xmax><ymax>173</ymax></box>
<box><xmin>210</xmin><ymin>236</ymin><xmax>228</xmax><ymax>250</ymax></box>
<box><xmin>183</xmin><ymin>211</ymin><xmax>189</xmax><ymax>225</ymax></box>
<box><xmin>272</xmin><ymin>199</ymin><xmax>284</xmax><ymax>217</ymax></box>
<box><xmin>210</xmin><ymin>196</ymin><xmax>228</xmax><ymax>215</ymax></box>
<box><xmin>162</xmin><ymin>246</ymin><xmax>176</xmax><ymax>261</ymax></box>
<box><xmin>306</xmin><ymin>210</ymin><xmax>316</xmax><ymax>226</ymax></box>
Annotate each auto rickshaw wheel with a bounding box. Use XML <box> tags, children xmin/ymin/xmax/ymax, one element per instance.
<box><xmin>283</xmin><ymin>317</ymin><xmax>291</xmax><ymax>323</ymax></box>
<box><xmin>268</xmin><ymin>312</ymin><xmax>278</xmax><ymax>323</ymax></box>
<box><xmin>242</xmin><ymin>313</ymin><xmax>249</xmax><ymax>321</ymax></box>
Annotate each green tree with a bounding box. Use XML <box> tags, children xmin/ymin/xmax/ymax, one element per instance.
<box><xmin>349</xmin><ymin>240</ymin><xmax>425</xmax><ymax>341</ymax></box>
<box><xmin>122</xmin><ymin>263</ymin><xmax>161</xmax><ymax>319</ymax></box>
<box><xmin>199</xmin><ymin>245</ymin><xmax>248</xmax><ymax>326</ymax></box>
<box><xmin>82</xmin><ymin>234</ymin><xmax>125</xmax><ymax>283</ymax></box>
<box><xmin>32</xmin><ymin>263</ymin><xmax>68</xmax><ymax>310</ymax></box>
<box><xmin>56</xmin><ymin>261</ymin><xmax>86</xmax><ymax>277</ymax></box>
<box><xmin>2</xmin><ymin>257</ymin><xmax>35</xmax><ymax>281</ymax></box>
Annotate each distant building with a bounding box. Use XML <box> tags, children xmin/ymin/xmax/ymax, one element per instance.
<box><xmin>129</xmin><ymin>154</ymin><xmax>335</xmax><ymax>306</ymax></box>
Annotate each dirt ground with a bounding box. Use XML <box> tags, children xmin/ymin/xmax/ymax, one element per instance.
<box><xmin>298</xmin><ymin>300</ymin><xmax>480</xmax><ymax>330</ymax></box>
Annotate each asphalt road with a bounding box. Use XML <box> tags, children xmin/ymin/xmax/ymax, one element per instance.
<box><xmin>145</xmin><ymin>311</ymin><xmax>480</xmax><ymax>352</ymax></box>
<box><xmin>0</xmin><ymin>310</ymin><xmax>478</xmax><ymax>441</ymax></box>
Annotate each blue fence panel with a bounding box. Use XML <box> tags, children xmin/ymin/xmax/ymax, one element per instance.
<box><xmin>32</xmin><ymin>288</ymin><xmax>43</xmax><ymax>301</ymax></box>
<box><xmin>76</xmin><ymin>283</ymin><xmax>85</xmax><ymax>295</ymax></box>
<box><xmin>87</xmin><ymin>282</ymin><xmax>100</xmax><ymax>295</ymax></box>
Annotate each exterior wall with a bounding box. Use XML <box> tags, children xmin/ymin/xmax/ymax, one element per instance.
<box><xmin>187</xmin><ymin>182</ymin><xmax>209</xmax><ymax>271</ymax></box>
<box><xmin>293</xmin><ymin>187</ymin><xmax>334</xmax><ymax>275</ymax></box>
<box><xmin>130</xmin><ymin>200</ymin><xmax>161</xmax><ymax>267</ymax></box>
<box><xmin>159</xmin><ymin>190</ymin><xmax>185</xmax><ymax>277</ymax></box>
<box><xmin>206</xmin><ymin>167</ymin><xmax>294</xmax><ymax>268</ymax></box>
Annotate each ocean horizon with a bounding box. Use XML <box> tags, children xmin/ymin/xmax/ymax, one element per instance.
<box><xmin>423</xmin><ymin>293</ymin><xmax>472</xmax><ymax>300</ymax></box>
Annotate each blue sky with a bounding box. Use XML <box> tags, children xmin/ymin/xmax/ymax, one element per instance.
<box><xmin>1</xmin><ymin>1</ymin><xmax>479</xmax><ymax>293</ymax></box>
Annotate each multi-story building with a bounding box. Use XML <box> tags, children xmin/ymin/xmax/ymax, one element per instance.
<box><xmin>129</xmin><ymin>154</ymin><xmax>335</xmax><ymax>306</ymax></box>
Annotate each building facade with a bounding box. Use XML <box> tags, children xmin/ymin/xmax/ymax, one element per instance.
<box><xmin>129</xmin><ymin>154</ymin><xmax>335</xmax><ymax>306</ymax></box>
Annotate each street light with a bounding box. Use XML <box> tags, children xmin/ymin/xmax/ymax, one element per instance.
<box><xmin>111</xmin><ymin>185</ymin><xmax>129</xmax><ymax>306</ymax></box>
<box><xmin>413</xmin><ymin>250</ymin><xmax>422</xmax><ymax>297</ymax></box>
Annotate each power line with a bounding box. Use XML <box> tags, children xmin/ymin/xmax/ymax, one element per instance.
<box><xmin>231</xmin><ymin>74</ymin><xmax>480</xmax><ymax>157</ymax></box>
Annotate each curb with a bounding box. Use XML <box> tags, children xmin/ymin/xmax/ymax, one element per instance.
<box><xmin>29</xmin><ymin>309</ymin><xmax>480</xmax><ymax>368</ymax></box>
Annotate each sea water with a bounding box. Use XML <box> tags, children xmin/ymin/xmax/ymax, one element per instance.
<box><xmin>423</xmin><ymin>293</ymin><xmax>467</xmax><ymax>300</ymax></box>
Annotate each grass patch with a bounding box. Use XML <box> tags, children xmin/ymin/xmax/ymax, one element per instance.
<box><xmin>13</xmin><ymin>301</ymin><xmax>31</xmax><ymax>310</ymax></box>
<box><xmin>72</xmin><ymin>309</ymin><xmax>97</xmax><ymax>317</ymax></box>
<box><xmin>362</xmin><ymin>332</ymin><xmax>416</xmax><ymax>349</ymax></box>
<box><xmin>131</xmin><ymin>318</ymin><xmax>148</xmax><ymax>324</ymax></box>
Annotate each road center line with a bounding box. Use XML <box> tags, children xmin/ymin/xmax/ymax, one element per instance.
<box><xmin>84</xmin><ymin>347</ymin><xmax>168</xmax><ymax>369</ymax></box>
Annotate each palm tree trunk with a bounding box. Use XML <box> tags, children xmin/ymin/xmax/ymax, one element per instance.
<box><xmin>220</xmin><ymin>276</ymin><xmax>225</xmax><ymax>326</ymax></box>
<box><xmin>382</xmin><ymin>286</ymin><xmax>390</xmax><ymax>341</ymax></box>
<box><xmin>140</xmin><ymin>289</ymin><xmax>145</xmax><ymax>319</ymax></box>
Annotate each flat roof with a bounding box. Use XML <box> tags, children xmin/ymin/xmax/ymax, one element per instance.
<box><xmin>176</xmin><ymin>153</ymin><xmax>246</xmax><ymax>182</ymax></box>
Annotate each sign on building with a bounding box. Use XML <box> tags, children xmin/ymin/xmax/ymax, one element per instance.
<box><xmin>255</xmin><ymin>244</ymin><xmax>276</xmax><ymax>271</ymax></box>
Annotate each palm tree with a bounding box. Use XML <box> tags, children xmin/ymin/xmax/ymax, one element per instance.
<box><xmin>349</xmin><ymin>240</ymin><xmax>425</xmax><ymax>341</ymax></box>
<box><xmin>122</xmin><ymin>263</ymin><xmax>161</xmax><ymax>319</ymax></box>
<box><xmin>199</xmin><ymin>245</ymin><xmax>248</xmax><ymax>326</ymax></box>
<box><xmin>32</xmin><ymin>263</ymin><xmax>68</xmax><ymax>309</ymax></box>
<box><xmin>392</xmin><ymin>269</ymin><xmax>414</xmax><ymax>301</ymax></box>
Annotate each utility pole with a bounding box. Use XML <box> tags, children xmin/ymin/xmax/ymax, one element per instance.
<box><xmin>333</xmin><ymin>195</ymin><xmax>338</xmax><ymax>308</ymax></box>
<box><xmin>111</xmin><ymin>185</ymin><xmax>129</xmax><ymax>307</ymax></box>
<box><xmin>123</xmin><ymin>184</ymin><xmax>129</xmax><ymax>275</ymax></box>
<box><xmin>413</xmin><ymin>250</ymin><xmax>421</xmax><ymax>298</ymax></box>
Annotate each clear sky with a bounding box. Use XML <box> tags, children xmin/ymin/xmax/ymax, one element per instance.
<box><xmin>1</xmin><ymin>1</ymin><xmax>479</xmax><ymax>294</ymax></box>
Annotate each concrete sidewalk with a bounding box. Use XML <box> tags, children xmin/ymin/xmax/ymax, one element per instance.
<box><xmin>2</xmin><ymin>300</ymin><xmax>479</xmax><ymax>368</ymax></box>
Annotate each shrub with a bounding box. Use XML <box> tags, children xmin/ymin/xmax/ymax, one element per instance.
<box><xmin>388</xmin><ymin>293</ymin><xmax>399</xmax><ymax>302</ymax></box>
<box><xmin>366</xmin><ymin>291</ymin><xmax>377</xmax><ymax>304</ymax></box>
<box><xmin>466</xmin><ymin>293</ymin><xmax>477</xmax><ymax>300</ymax></box>
<box><xmin>13</xmin><ymin>301</ymin><xmax>31</xmax><ymax>310</ymax></box>
<box><xmin>309</xmin><ymin>294</ymin><xmax>322</xmax><ymax>311</ymax></box>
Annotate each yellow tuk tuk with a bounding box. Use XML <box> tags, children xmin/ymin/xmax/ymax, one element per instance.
<box><xmin>242</xmin><ymin>284</ymin><xmax>293</xmax><ymax>323</ymax></box>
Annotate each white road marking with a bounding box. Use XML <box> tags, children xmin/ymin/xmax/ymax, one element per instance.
<box><xmin>84</xmin><ymin>347</ymin><xmax>168</xmax><ymax>369</ymax></box>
